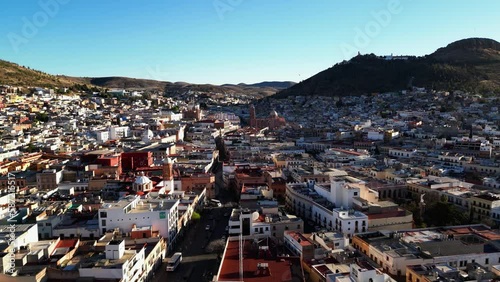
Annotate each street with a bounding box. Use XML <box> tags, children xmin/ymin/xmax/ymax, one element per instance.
<box><xmin>153</xmin><ymin>188</ymin><xmax>235</xmax><ymax>282</ymax></box>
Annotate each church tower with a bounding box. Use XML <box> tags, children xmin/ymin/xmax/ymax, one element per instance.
<box><xmin>162</xmin><ymin>157</ymin><xmax>175</xmax><ymax>191</ymax></box>
<box><xmin>163</xmin><ymin>157</ymin><xmax>173</xmax><ymax>180</ymax></box>
<box><xmin>249</xmin><ymin>104</ymin><xmax>256</xmax><ymax>127</ymax></box>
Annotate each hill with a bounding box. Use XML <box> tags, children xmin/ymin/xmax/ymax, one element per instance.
<box><xmin>0</xmin><ymin>60</ymin><xmax>292</xmax><ymax>97</ymax></box>
<box><xmin>0</xmin><ymin>60</ymin><xmax>87</xmax><ymax>88</ymax></box>
<box><xmin>274</xmin><ymin>38</ymin><xmax>500</xmax><ymax>98</ymax></box>
<box><xmin>223</xmin><ymin>81</ymin><xmax>296</xmax><ymax>89</ymax></box>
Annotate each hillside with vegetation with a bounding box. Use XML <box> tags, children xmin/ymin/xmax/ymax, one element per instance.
<box><xmin>0</xmin><ymin>60</ymin><xmax>291</xmax><ymax>97</ymax></box>
<box><xmin>0</xmin><ymin>60</ymin><xmax>88</xmax><ymax>89</ymax></box>
<box><xmin>274</xmin><ymin>38</ymin><xmax>500</xmax><ymax>98</ymax></box>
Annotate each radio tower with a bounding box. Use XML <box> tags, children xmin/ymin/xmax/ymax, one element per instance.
<box><xmin>239</xmin><ymin>233</ymin><xmax>244</xmax><ymax>281</ymax></box>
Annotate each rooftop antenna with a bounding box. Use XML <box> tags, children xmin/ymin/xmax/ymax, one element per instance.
<box><xmin>239</xmin><ymin>233</ymin><xmax>243</xmax><ymax>280</ymax></box>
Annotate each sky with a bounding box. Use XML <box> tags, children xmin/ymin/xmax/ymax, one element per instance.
<box><xmin>1</xmin><ymin>0</ymin><xmax>499</xmax><ymax>85</ymax></box>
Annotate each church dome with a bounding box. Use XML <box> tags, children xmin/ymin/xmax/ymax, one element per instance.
<box><xmin>135</xmin><ymin>175</ymin><xmax>151</xmax><ymax>185</ymax></box>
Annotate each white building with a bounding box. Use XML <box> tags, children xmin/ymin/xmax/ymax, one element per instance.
<box><xmin>367</xmin><ymin>131</ymin><xmax>384</xmax><ymax>141</ymax></box>
<box><xmin>36</xmin><ymin>207</ymin><xmax>65</xmax><ymax>239</ymax></box>
<box><xmin>108</xmin><ymin>126</ymin><xmax>130</xmax><ymax>140</ymax></box>
<box><xmin>227</xmin><ymin>206</ymin><xmax>303</xmax><ymax>239</ymax></box>
<box><xmin>353</xmin><ymin>226</ymin><xmax>500</xmax><ymax>276</ymax></box>
<box><xmin>78</xmin><ymin>236</ymin><xmax>165</xmax><ymax>282</ymax></box>
<box><xmin>0</xmin><ymin>224</ymin><xmax>39</xmax><ymax>253</ymax></box>
<box><xmin>97</xmin><ymin>195</ymin><xmax>179</xmax><ymax>251</ymax></box>
<box><xmin>95</xmin><ymin>131</ymin><xmax>109</xmax><ymax>143</ymax></box>
<box><xmin>0</xmin><ymin>150</ymin><xmax>20</xmax><ymax>162</ymax></box>
<box><xmin>284</xmin><ymin>231</ymin><xmax>329</xmax><ymax>261</ymax></box>
<box><xmin>286</xmin><ymin>179</ymin><xmax>368</xmax><ymax>236</ymax></box>
<box><xmin>388</xmin><ymin>148</ymin><xmax>417</xmax><ymax>158</ymax></box>
<box><xmin>164</xmin><ymin>111</ymin><xmax>183</xmax><ymax>122</ymax></box>
<box><xmin>327</xmin><ymin>261</ymin><xmax>396</xmax><ymax>282</ymax></box>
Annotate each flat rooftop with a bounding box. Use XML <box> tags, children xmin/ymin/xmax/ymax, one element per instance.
<box><xmin>287</xmin><ymin>183</ymin><xmax>335</xmax><ymax>211</ymax></box>
<box><xmin>100</xmin><ymin>196</ymin><xmax>177</xmax><ymax>212</ymax></box>
<box><xmin>217</xmin><ymin>240</ymin><xmax>300</xmax><ymax>282</ymax></box>
<box><xmin>286</xmin><ymin>231</ymin><xmax>313</xmax><ymax>247</ymax></box>
<box><xmin>358</xmin><ymin>225</ymin><xmax>500</xmax><ymax>259</ymax></box>
<box><xmin>129</xmin><ymin>200</ymin><xmax>177</xmax><ymax>213</ymax></box>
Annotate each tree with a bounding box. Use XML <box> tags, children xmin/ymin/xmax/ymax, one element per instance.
<box><xmin>170</xmin><ymin>105</ymin><xmax>180</xmax><ymax>113</ymax></box>
<box><xmin>206</xmin><ymin>239</ymin><xmax>226</xmax><ymax>256</ymax></box>
<box><xmin>35</xmin><ymin>112</ymin><xmax>49</xmax><ymax>123</ymax></box>
<box><xmin>422</xmin><ymin>202</ymin><xmax>469</xmax><ymax>227</ymax></box>
<box><xmin>191</xmin><ymin>211</ymin><xmax>201</xmax><ymax>222</ymax></box>
<box><xmin>25</xmin><ymin>143</ymin><xmax>36</xmax><ymax>153</ymax></box>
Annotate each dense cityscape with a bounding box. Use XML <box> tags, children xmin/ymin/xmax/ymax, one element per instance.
<box><xmin>1</xmin><ymin>1</ymin><xmax>500</xmax><ymax>282</ymax></box>
<box><xmin>0</xmin><ymin>78</ymin><xmax>499</xmax><ymax>282</ymax></box>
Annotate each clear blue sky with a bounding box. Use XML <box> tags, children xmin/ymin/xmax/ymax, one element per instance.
<box><xmin>1</xmin><ymin>0</ymin><xmax>499</xmax><ymax>85</ymax></box>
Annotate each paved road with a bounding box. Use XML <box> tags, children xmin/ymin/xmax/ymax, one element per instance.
<box><xmin>153</xmin><ymin>188</ymin><xmax>234</xmax><ymax>282</ymax></box>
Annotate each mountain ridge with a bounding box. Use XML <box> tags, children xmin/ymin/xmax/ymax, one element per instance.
<box><xmin>0</xmin><ymin>60</ymin><xmax>294</xmax><ymax>97</ymax></box>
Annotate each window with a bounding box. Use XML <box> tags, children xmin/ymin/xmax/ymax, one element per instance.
<box><xmin>101</xmin><ymin>220</ymin><xmax>106</xmax><ymax>226</ymax></box>
<box><xmin>100</xmin><ymin>211</ymin><xmax>107</xmax><ymax>218</ymax></box>
<box><xmin>486</xmin><ymin>258</ymin><xmax>489</xmax><ymax>264</ymax></box>
<box><xmin>354</xmin><ymin>192</ymin><xmax>358</xmax><ymax>196</ymax></box>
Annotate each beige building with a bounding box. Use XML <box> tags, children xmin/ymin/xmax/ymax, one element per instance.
<box><xmin>36</xmin><ymin>169</ymin><xmax>63</xmax><ymax>190</ymax></box>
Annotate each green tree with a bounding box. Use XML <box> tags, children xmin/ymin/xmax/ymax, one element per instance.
<box><xmin>191</xmin><ymin>212</ymin><xmax>201</xmax><ymax>222</ymax></box>
<box><xmin>423</xmin><ymin>202</ymin><xmax>469</xmax><ymax>227</ymax></box>
<box><xmin>170</xmin><ymin>105</ymin><xmax>180</xmax><ymax>113</ymax></box>
<box><xmin>35</xmin><ymin>112</ymin><xmax>49</xmax><ymax>123</ymax></box>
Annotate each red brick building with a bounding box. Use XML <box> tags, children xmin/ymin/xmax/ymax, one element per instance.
<box><xmin>121</xmin><ymin>152</ymin><xmax>153</xmax><ymax>172</ymax></box>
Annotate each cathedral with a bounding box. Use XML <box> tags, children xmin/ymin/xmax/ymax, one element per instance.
<box><xmin>249</xmin><ymin>104</ymin><xmax>286</xmax><ymax>129</ymax></box>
